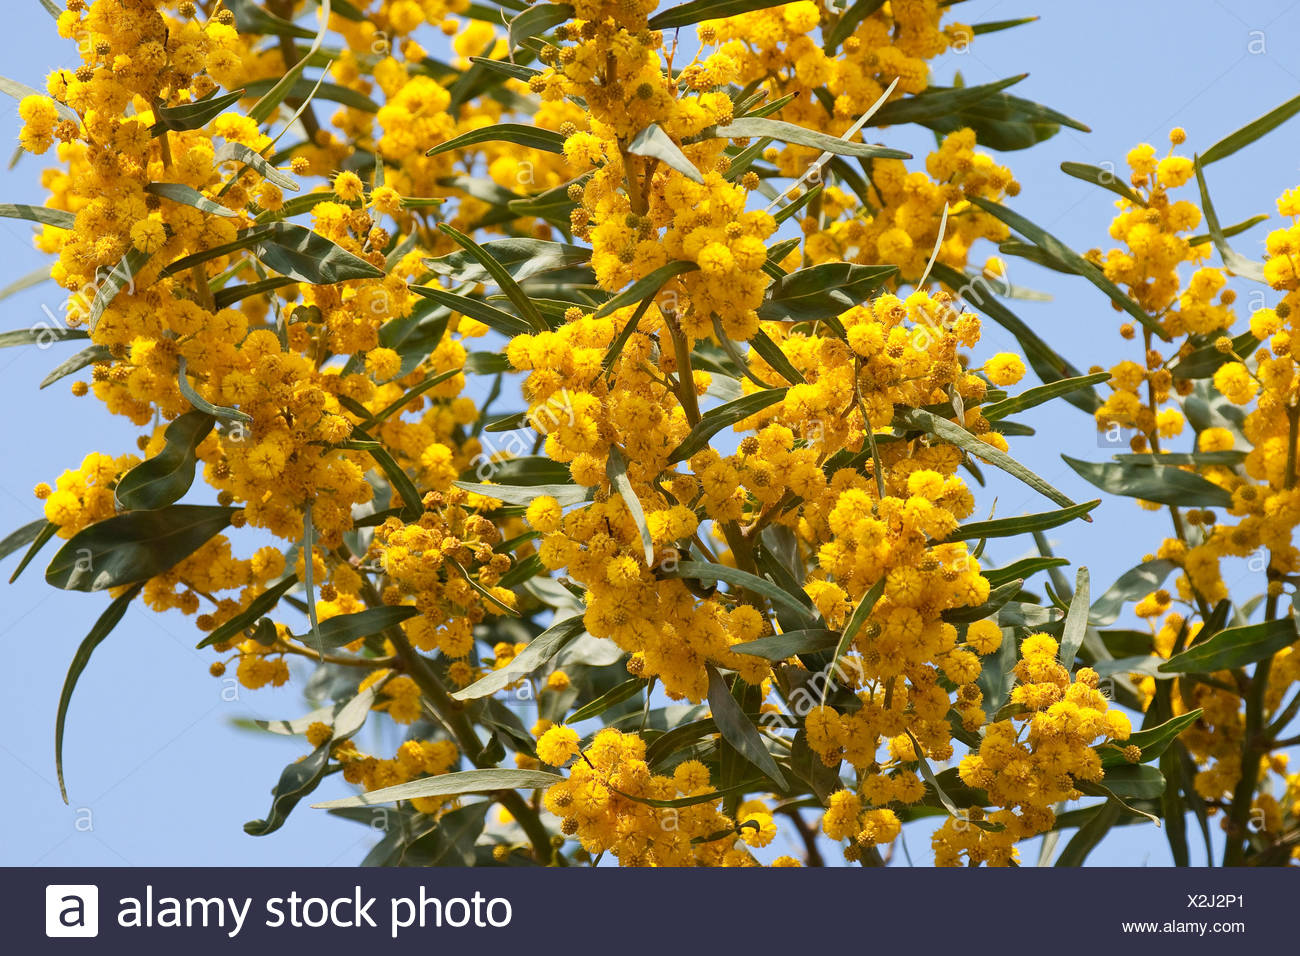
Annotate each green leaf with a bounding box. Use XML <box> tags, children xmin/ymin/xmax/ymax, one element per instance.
<box><xmin>1100</xmin><ymin>709</ymin><xmax>1202</xmax><ymax>769</ymax></box>
<box><xmin>594</xmin><ymin>260</ymin><xmax>698</xmax><ymax>319</ymax></box>
<box><xmin>87</xmin><ymin>248</ymin><xmax>150</xmax><ymax>331</ymax></box>
<box><xmin>45</xmin><ymin>505</ymin><xmax>235</xmax><ymax>592</ymax></box>
<box><xmin>1059</xmin><ymin>567</ymin><xmax>1090</xmax><ymax>671</ymax></box>
<box><xmin>711</xmin><ymin>117</ymin><xmax>909</xmax><ymax>160</ymax></box>
<box><xmin>757</xmin><ymin>263</ymin><xmax>897</xmax><ymax>322</ymax></box>
<box><xmin>943</xmin><ymin>578</ymin><xmax>1023</xmax><ymax>625</ymax></box>
<box><xmin>982</xmin><ymin>372</ymin><xmax>1109</xmax><ymax>421</ymax></box>
<box><xmin>0</xmin><ymin>517</ymin><xmax>46</xmax><ymax>564</ymax></box>
<box><xmin>970</xmin><ymin>197</ymin><xmax>1158</xmax><ymax>335</ymax></box>
<box><xmin>1201</xmin><ymin>90</ymin><xmax>1300</xmax><ymax>165</ymax></box>
<box><xmin>40</xmin><ymin>345</ymin><xmax>111</xmax><ymax>389</ymax></box>
<box><xmin>1170</xmin><ymin>330</ymin><xmax>1258</xmax><ymax>380</ymax></box>
<box><xmin>351</xmin><ymin>429</ymin><xmax>423</xmax><ymax>521</ymax></box>
<box><xmin>706</xmin><ymin>665</ymin><xmax>785</xmax><ymax>788</ymax></box>
<box><xmin>244</xmin><ymin>743</ymin><xmax>332</xmax><ymax>836</ymax></box>
<box><xmin>214</xmin><ymin>141</ymin><xmax>300</xmax><ymax>191</ymax></box>
<box><xmin>508</xmin><ymin>2</ymin><xmax>574</xmax><ymax>51</ymax></box>
<box><xmin>454</xmin><ymin>480</ymin><xmax>594</xmax><ymax>508</ymax></box>
<box><xmin>313</xmin><ymin>769</ymin><xmax>564</xmax><ymax>809</ymax></box>
<box><xmin>196</xmin><ymin>574</ymin><xmax>300</xmax><ymax>649</ymax></box>
<box><xmin>730</xmin><ymin>628</ymin><xmax>838</xmax><ymax>660</ymax></box>
<box><xmin>1110</xmin><ymin>450</ymin><xmax>1245</xmax><ymax>467</ymax></box>
<box><xmin>929</xmin><ymin>262</ymin><xmax>1096</xmax><ymax>411</ymax></box>
<box><xmin>144</xmin><ymin>182</ymin><xmax>236</xmax><ymax>217</ymax></box>
<box><xmin>247</xmin><ymin>4</ymin><xmax>330</xmax><ymax>125</ymax></box>
<box><xmin>252</xmin><ymin>221</ymin><xmax>385</xmax><ymax>284</ymax></box>
<box><xmin>1062</xmin><ymin>455</ymin><xmax>1233</xmax><ymax>508</ymax></box>
<box><xmin>402</xmin><ymin>801</ymin><xmax>491</xmax><ymax>866</ymax></box>
<box><xmin>114</xmin><ymin>410</ymin><xmax>215</xmax><ymax>511</ymax></box>
<box><xmin>606</xmin><ymin>446</ymin><xmax>654</xmax><ymax>565</ymax></box>
<box><xmin>1160</xmin><ymin>618</ymin><xmax>1298</xmax><ymax>674</ymax></box>
<box><xmin>8</xmin><ymin>520</ymin><xmax>56</xmax><ymax>583</ymax></box>
<box><xmin>468</xmin><ymin>56</ymin><xmax>541</xmax><ymax>83</ymax></box>
<box><xmin>424</xmin><ymin>237</ymin><xmax>590</xmax><ymax>284</ymax></box>
<box><xmin>665</xmin><ymin>560</ymin><xmax>815</xmax><ymax>624</ymax></box>
<box><xmin>942</xmin><ymin>499</ymin><xmax>1099</xmax><ymax>542</ymax></box>
<box><xmin>0</xmin><ymin>326</ymin><xmax>88</xmax><ymax>349</ymax></box>
<box><xmin>452</xmin><ymin>615</ymin><xmax>587</xmax><ymax>700</ymax></box>
<box><xmin>870</xmin><ymin>74</ymin><xmax>1027</xmax><ymax>126</ymax></box>
<box><xmin>669</xmin><ymin>388</ymin><xmax>787</xmax><ymax>462</ymax></box>
<box><xmin>178</xmin><ymin>356</ymin><xmax>252</xmax><ymax>424</ymax></box>
<box><xmin>294</xmin><ymin>605</ymin><xmax>419</xmax><ymax>649</ymax></box>
<box><xmin>649</xmin><ymin>0</ymin><xmax>785</xmax><ymax>29</ymax></box>
<box><xmin>628</xmin><ymin>123</ymin><xmax>704</xmax><ymax>183</ymax></box>
<box><xmin>1087</xmin><ymin>764</ymin><xmax>1166</xmax><ymax>801</ymax></box>
<box><xmin>1090</xmin><ymin>559</ymin><xmax>1178</xmax><ymax>627</ymax></box>
<box><xmin>427</xmin><ymin>124</ymin><xmax>564</xmax><ymax>157</ymax></box>
<box><xmin>1054</xmin><ymin>800</ymin><xmax>1121</xmax><ymax>866</ymax></box>
<box><xmin>241</xmin><ymin>77</ymin><xmax>379</xmax><ymax>113</ymax></box>
<box><xmin>437</xmin><ymin>223</ymin><xmax>546</xmax><ymax>332</ymax></box>
<box><xmin>0</xmin><ymin>264</ymin><xmax>50</xmax><ymax>302</ymax></box>
<box><xmin>0</xmin><ymin>74</ymin><xmax>78</xmax><ymax>122</ymax></box>
<box><xmin>1060</xmin><ymin>161</ymin><xmax>1147</xmax><ymax>207</ymax></box>
<box><xmin>152</xmin><ymin>88</ymin><xmax>246</xmax><ymax>133</ymax></box>
<box><xmin>55</xmin><ymin>584</ymin><xmax>144</xmax><ymax>801</ymax></box>
<box><xmin>566</xmin><ymin>678</ymin><xmax>647</xmax><ymax>724</ymax></box>
<box><xmin>1187</xmin><ymin>214</ymin><xmax>1269</xmax><ymax>250</ymax></box>
<box><xmin>823</xmin><ymin>0</ymin><xmax>887</xmax><ymax>52</ymax></box>
<box><xmin>0</xmin><ymin>202</ymin><xmax>74</xmax><ymax>229</ymax></box>
<box><xmin>831</xmin><ymin>577</ymin><xmax>886</xmax><ymax>671</ymax></box>
<box><xmin>369</xmin><ymin>367</ymin><xmax>462</xmax><ymax>424</ymax></box>
<box><xmin>749</xmin><ymin>329</ymin><xmax>805</xmax><ymax>385</ymax></box>
<box><xmin>1193</xmin><ymin>155</ymin><xmax>1266</xmax><ymax>283</ymax></box>
<box><xmin>410</xmin><ymin>284</ymin><xmax>533</xmax><ymax>337</ymax></box>
<box><xmin>984</xmin><ymin>556</ymin><xmax>1069</xmax><ymax>589</ymax></box>
<box><xmin>971</xmin><ymin>16</ymin><xmax>1038</xmax><ymax>34</ymax></box>
<box><xmin>898</xmin><ymin>407</ymin><xmax>1079</xmax><ymax>510</ymax></box>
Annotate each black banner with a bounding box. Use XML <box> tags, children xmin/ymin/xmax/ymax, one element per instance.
<box><xmin>11</xmin><ymin>866</ymin><xmax>1292</xmax><ymax>953</ymax></box>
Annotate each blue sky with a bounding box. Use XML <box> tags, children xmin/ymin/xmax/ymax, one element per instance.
<box><xmin>2</xmin><ymin>0</ymin><xmax>1299</xmax><ymax>867</ymax></box>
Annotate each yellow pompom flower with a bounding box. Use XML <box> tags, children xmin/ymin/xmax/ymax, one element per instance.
<box><xmin>984</xmin><ymin>352</ymin><xmax>1026</xmax><ymax>386</ymax></box>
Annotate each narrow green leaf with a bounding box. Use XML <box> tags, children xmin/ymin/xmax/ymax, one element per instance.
<box><xmin>665</xmin><ymin>560</ymin><xmax>815</xmax><ymax>624</ymax></box>
<box><xmin>508</xmin><ymin>2</ymin><xmax>574</xmax><ymax>51</ymax></box>
<box><xmin>1089</xmin><ymin>559</ymin><xmax>1178</xmax><ymax>627</ymax></box>
<box><xmin>1193</xmin><ymin>155</ymin><xmax>1267</xmax><ymax>283</ymax></box>
<box><xmin>8</xmin><ymin>520</ymin><xmax>56</xmax><ymax>583</ymax></box>
<box><xmin>152</xmin><ymin>88</ymin><xmax>246</xmax><ymax>133</ymax></box>
<box><xmin>293</xmin><ymin>605</ymin><xmax>419</xmax><ymax>649</ymax></box>
<box><xmin>39</xmin><ymin>345</ymin><xmax>111</xmax><ymax>389</ymax></box>
<box><xmin>730</xmin><ymin>628</ymin><xmax>838</xmax><ymax>660</ymax></box>
<box><xmin>0</xmin><ymin>518</ymin><xmax>46</xmax><ymax>563</ymax></box>
<box><xmin>0</xmin><ymin>74</ymin><xmax>78</xmax><ymax>122</ymax></box>
<box><xmin>970</xmin><ymin>197</ymin><xmax>1160</xmax><ymax>336</ymax></box>
<box><xmin>1059</xmin><ymin>567</ymin><xmax>1090</xmax><ymax>671</ymax></box>
<box><xmin>830</xmin><ymin>577</ymin><xmax>886</xmax><ymax>671</ymax></box>
<box><xmin>214</xmin><ymin>141</ymin><xmax>300</xmax><ymax>190</ymax></box>
<box><xmin>55</xmin><ymin>584</ymin><xmax>144</xmax><ymax>802</ymax></box>
<box><xmin>870</xmin><ymin>74</ymin><xmax>1026</xmax><ymax>126</ymax></box>
<box><xmin>982</xmin><ymin>372</ymin><xmax>1110</xmax><ymax>421</ymax></box>
<box><xmin>712</xmin><ymin>117</ymin><xmax>910</xmax><ymax>160</ymax></box>
<box><xmin>114</xmin><ymin>410</ymin><xmax>215</xmax><ymax>511</ymax></box>
<box><xmin>628</xmin><ymin>123</ymin><xmax>704</xmax><ymax>183</ymax></box>
<box><xmin>468</xmin><ymin>56</ymin><xmax>541</xmax><ymax>82</ymax></box>
<box><xmin>1062</xmin><ymin>455</ymin><xmax>1233</xmax><ymax>508</ymax></box>
<box><xmin>594</xmin><ymin>260</ymin><xmax>698</xmax><ymax>319</ymax></box>
<box><xmin>1100</xmin><ymin>709</ymin><xmax>1203</xmax><ymax>768</ymax></box>
<box><xmin>247</xmin><ymin>0</ymin><xmax>330</xmax><ymax>125</ymax></box>
<box><xmin>144</xmin><ymin>181</ymin><xmax>236</xmax><ymax>217</ymax></box>
<box><xmin>566</xmin><ymin>678</ymin><xmax>648</xmax><ymax>724</ymax></box>
<box><xmin>437</xmin><ymin>223</ymin><xmax>545</xmax><ymax>332</ymax></box>
<box><xmin>984</xmin><ymin>556</ymin><xmax>1069</xmax><ymax>589</ymax></box>
<box><xmin>244</xmin><ymin>744</ymin><xmax>331</xmax><ymax>835</ymax></box>
<box><xmin>410</xmin><ymin>285</ymin><xmax>534</xmax><ymax>337</ymax></box>
<box><xmin>1054</xmin><ymin>800</ymin><xmax>1121</xmax><ymax>866</ymax></box>
<box><xmin>427</xmin><ymin>124</ymin><xmax>564</xmax><ymax>157</ymax></box>
<box><xmin>1060</xmin><ymin>161</ymin><xmax>1147</xmax><ymax>207</ymax></box>
<box><xmin>707</xmin><ymin>665</ymin><xmax>785</xmax><ymax>788</ymax></box>
<box><xmin>454</xmin><ymin>480</ymin><xmax>594</xmax><ymax>508</ymax></box>
<box><xmin>45</xmin><ymin>505</ymin><xmax>235</xmax><ymax>592</ymax></box>
<box><xmin>669</xmin><ymin>388</ymin><xmax>788</xmax><ymax>462</ymax></box>
<box><xmin>87</xmin><ymin>248</ymin><xmax>150</xmax><ymax>331</ymax></box>
<box><xmin>352</xmin><ymin>428</ymin><xmax>423</xmax><ymax>521</ymax></box>
<box><xmin>823</xmin><ymin>0</ymin><xmax>887</xmax><ymax>52</ymax></box>
<box><xmin>1160</xmin><ymin>618</ymin><xmax>1298</xmax><ymax>674</ymax></box>
<box><xmin>898</xmin><ymin>407</ymin><xmax>1079</xmax><ymax>510</ymax></box>
<box><xmin>1201</xmin><ymin>90</ymin><xmax>1300</xmax><ymax>165</ymax></box>
<box><xmin>942</xmin><ymin>499</ymin><xmax>1099</xmax><ymax>542</ymax></box>
<box><xmin>606</xmin><ymin>446</ymin><xmax>654</xmax><ymax>565</ymax></box>
<box><xmin>649</xmin><ymin>0</ymin><xmax>787</xmax><ymax>29</ymax></box>
<box><xmin>196</xmin><ymin>573</ymin><xmax>300</xmax><ymax>649</ymax></box>
<box><xmin>252</xmin><ymin>221</ymin><xmax>385</xmax><ymax>283</ymax></box>
<box><xmin>241</xmin><ymin>77</ymin><xmax>379</xmax><ymax>113</ymax></box>
<box><xmin>313</xmin><ymin>769</ymin><xmax>564</xmax><ymax>809</ymax></box>
<box><xmin>452</xmin><ymin>615</ymin><xmax>587</xmax><ymax>701</ymax></box>
<box><xmin>749</xmin><ymin>329</ymin><xmax>805</xmax><ymax>385</ymax></box>
<box><xmin>0</xmin><ymin>202</ymin><xmax>74</xmax><ymax>229</ymax></box>
<box><xmin>757</xmin><ymin>262</ymin><xmax>897</xmax><ymax>322</ymax></box>
<box><xmin>424</xmin><ymin>237</ymin><xmax>590</xmax><ymax>284</ymax></box>
<box><xmin>178</xmin><ymin>356</ymin><xmax>252</xmax><ymax>424</ymax></box>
